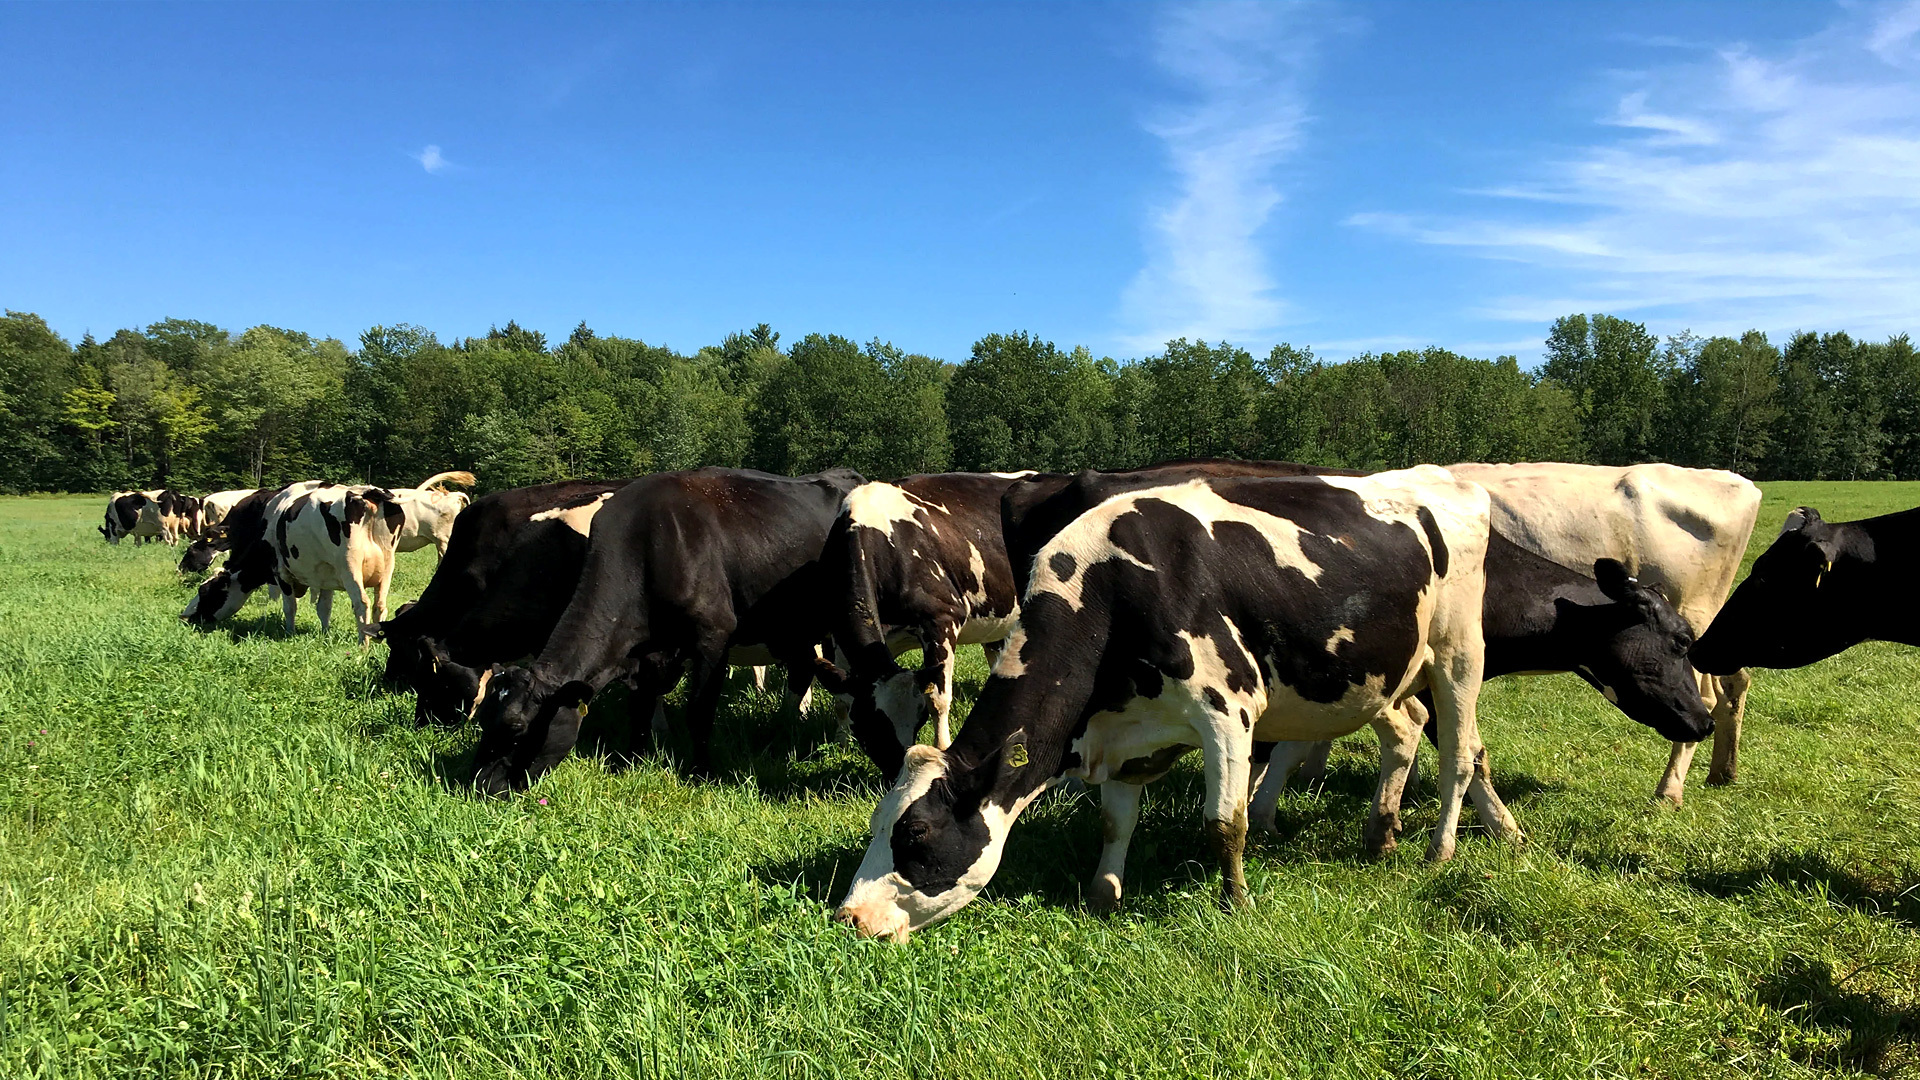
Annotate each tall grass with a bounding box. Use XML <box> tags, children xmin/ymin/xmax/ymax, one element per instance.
<box><xmin>0</xmin><ymin>487</ymin><xmax>1916</xmax><ymax>1078</ymax></box>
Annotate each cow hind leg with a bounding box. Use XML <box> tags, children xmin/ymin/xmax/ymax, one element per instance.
<box><xmin>1705</xmin><ymin>668</ymin><xmax>1750</xmax><ymax>786</ymax></box>
<box><xmin>1089</xmin><ymin>780</ymin><xmax>1144</xmax><ymax>915</ymax></box>
<box><xmin>1653</xmin><ymin>741</ymin><xmax>1698</xmax><ymax>807</ymax></box>
<box><xmin>282</xmin><ymin>591</ymin><xmax>299</xmax><ymax>636</ymax></box>
<box><xmin>680</xmin><ymin>642</ymin><xmax>732</xmax><ymax>777</ymax></box>
<box><xmin>314</xmin><ymin>590</ymin><xmax>335</xmax><ymax>635</ymax></box>
<box><xmin>923</xmin><ymin>625</ymin><xmax>960</xmax><ymax>749</ymax></box>
<box><xmin>1364</xmin><ymin>707</ymin><xmax>1423</xmax><ymax>857</ymax></box>
<box><xmin>1199</xmin><ymin>724</ymin><xmax>1254</xmax><ymax>910</ymax></box>
<box><xmin>1425</xmin><ymin>652</ymin><xmax>1488</xmax><ymax>863</ymax></box>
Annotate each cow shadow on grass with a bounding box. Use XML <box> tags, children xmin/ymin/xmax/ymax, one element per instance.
<box><xmin>1758</xmin><ymin>955</ymin><xmax>1920</xmax><ymax>1076</ymax></box>
<box><xmin>1678</xmin><ymin>848</ymin><xmax>1920</xmax><ymax>932</ymax></box>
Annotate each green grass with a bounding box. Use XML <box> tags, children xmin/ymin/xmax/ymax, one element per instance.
<box><xmin>1</xmin><ymin>485</ymin><xmax>1918</xmax><ymax>1078</ymax></box>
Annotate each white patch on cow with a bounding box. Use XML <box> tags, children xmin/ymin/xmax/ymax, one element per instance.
<box><xmin>846</xmin><ymin>483</ymin><xmax>947</xmax><ymax>534</ymax></box>
<box><xmin>988</xmin><ymin>471</ymin><xmax>1037</xmax><ymax>480</ymax></box>
<box><xmin>469</xmin><ymin>666</ymin><xmax>495</xmax><ymax>717</ymax></box>
<box><xmin>530</xmin><ymin>492</ymin><xmax>615</xmax><ymax>537</ymax></box>
<box><xmin>958</xmin><ymin>612</ymin><xmax>1019</xmax><ymax>647</ymax></box>
<box><xmin>872</xmin><ymin>668</ymin><xmax>925</xmax><ymax>748</ymax></box>
<box><xmin>837</xmin><ymin>746</ymin><xmax>1041</xmax><ymax>941</ymax></box>
<box><xmin>1324</xmin><ymin>626</ymin><xmax>1356</xmax><ymax>653</ymax></box>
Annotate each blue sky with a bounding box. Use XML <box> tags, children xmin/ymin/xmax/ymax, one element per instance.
<box><xmin>4</xmin><ymin>1</ymin><xmax>1917</xmax><ymax>364</ymax></box>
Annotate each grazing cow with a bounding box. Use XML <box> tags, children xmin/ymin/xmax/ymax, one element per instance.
<box><xmin>1249</xmin><ymin>535</ymin><xmax>1714</xmax><ymax>833</ymax></box>
<box><xmin>100</xmin><ymin>489</ymin><xmax>198</xmax><ymax>545</ymax></box>
<box><xmin>808</xmin><ymin>472</ymin><xmax>1041</xmax><ymax>778</ymax></box>
<box><xmin>836</xmin><ymin>468</ymin><xmax>1510</xmax><ymax>941</ymax></box>
<box><xmin>1693</xmin><ymin>505</ymin><xmax>1920</xmax><ymax>674</ymax></box>
<box><xmin>380</xmin><ymin>479</ymin><xmax>630</xmax><ymax>726</ymax></box>
<box><xmin>198</xmin><ymin>489</ymin><xmax>261</xmax><ymax>537</ymax></box>
<box><xmin>471</xmin><ymin>467</ymin><xmax>864</xmax><ymax>793</ymax></box>
<box><xmin>388</xmin><ymin>471</ymin><xmax>477</xmax><ymax>557</ymax></box>
<box><xmin>183</xmin><ymin>482</ymin><xmax>407</xmax><ymax>641</ymax></box>
<box><xmin>1442</xmin><ymin>462</ymin><xmax>1760</xmax><ymax>803</ymax></box>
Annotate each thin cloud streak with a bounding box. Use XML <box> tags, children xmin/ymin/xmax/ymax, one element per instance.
<box><xmin>1117</xmin><ymin>1</ymin><xmax>1332</xmax><ymax>352</ymax></box>
<box><xmin>1349</xmin><ymin>2</ymin><xmax>1920</xmax><ymax>340</ymax></box>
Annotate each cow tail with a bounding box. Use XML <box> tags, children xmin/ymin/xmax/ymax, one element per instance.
<box><xmin>416</xmin><ymin>471</ymin><xmax>476</xmax><ymax>493</ymax></box>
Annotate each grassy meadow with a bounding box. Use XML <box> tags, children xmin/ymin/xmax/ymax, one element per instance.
<box><xmin>1</xmin><ymin>482</ymin><xmax>1918</xmax><ymax>1078</ymax></box>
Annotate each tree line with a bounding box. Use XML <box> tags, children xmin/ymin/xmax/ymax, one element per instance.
<box><xmin>1</xmin><ymin>308</ymin><xmax>1914</xmax><ymax>495</ymax></box>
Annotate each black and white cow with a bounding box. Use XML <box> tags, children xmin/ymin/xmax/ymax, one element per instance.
<box><xmin>182</xmin><ymin>481</ymin><xmax>407</xmax><ymax>641</ymax></box>
<box><xmin>100</xmin><ymin>490</ymin><xmax>200</xmax><ymax>545</ymax></box>
<box><xmin>808</xmin><ymin>472</ymin><xmax>1042</xmax><ymax>778</ymax></box>
<box><xmin>1250</xmin><ymin>533</ymin><xmax>1714</xmax><ymax>834</ymax></box>
<box><xmin>380</xmin><ymin>479</ymin><xmax>631</xmax><ymax>726</ymax></box>
<box><xmin>198</xmin><ymin>489</ymin><xmax>261</xmax><ymax>538</ymax></box>
<box><xmin>471</xmin><ymin>467</ymin><xmax>864</xmax><ymax>793</ymax></box>
<box><xmin>178</xmin><ymin>537</ymin><xmax>224</xmax><ymax>575</ymax></box>
<box><xmin>836</xmin><ymin>468</ymin><xmax>1511</xmax><ymax>941</ymax></box>
<box><xmin>1693</xmin><ymin>505</ymin><xmax>1920</xmax><ymax>674</ymax></box>
<box><xmin>1001</xmin><ymin>460</ymin><xmax>1362</xmax><ymax>596</ymax></box>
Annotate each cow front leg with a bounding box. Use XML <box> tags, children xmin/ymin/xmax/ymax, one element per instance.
<box><xmin>680</xmin><ymin>643</ymin><xmax>731</xmax><ymax>777</ymax></box>
<box><xmin>1200</xmin><ymin>727</ymin><xmax>1254</xmax><ymax>910</ymax></box>
<box><xmin>1654</xmin><ymin>741</ymin><xmax>1698</xmax><ymax>807</ymax></box>
<box><xmin>1705</xmin><ymin>668</ymin><xmax>1750</xmax><ymax>786</ymax></box>
<box><xmin>1247</xmin><ymin>741</ymin><xmax>1322</xmax><ymax>835</ymax></box>
<box><xmin>921</xmin><ymin>623</ymin><xmax>959</xmax><ymax>749</ymax></box>
<box><xmin>281</xmin><ymin>590</ymin><xmax>299</xmax><ymax>635</ymax></box>
<box><xmin>1089</xmin><ymin>780</ymin><xmax>1144</xmax><ymax>914</ymax></box>
<box><xmin>1425</xmin><ymin>649</ymin><xmax>1487</xmax><ymax>863</ymax></box>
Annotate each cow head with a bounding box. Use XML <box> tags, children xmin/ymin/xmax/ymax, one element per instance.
<box><xmin>1565</xmin><ymin>559</ymin><xmax>1714</xmax><ymax>743</ymax></box>
<box><xmin>837</xmin><ymin>730</ymin><xmax>1031</xmax><ymax>942</ymax></box>
<box><xmin>387</xmin><ymin>637</ymin><xmax>490</xmax><ymax>727</ymax></box>
<box><xmin>470</xmin><ymin>666</ymin><xmax>591</xmax><ymax>795</ymax></box>
<box><xmin>178</xmin><ymin>539</ymin><xmax>220</xmax><ymax>576</ymax></box>
<box><xmin>182</xmin><ymin>568</ymin><xmax>248</xmax><ymax>628</ymax></box>
<box><xmin>1692</xmin><ymin>507</ymin><xmax>1856</xmax><ymax>674</ymax></box>
<box><xmin>810</xmin><ymin>656</ymin><xmax>933</xmax><ymax>779</ymax></box>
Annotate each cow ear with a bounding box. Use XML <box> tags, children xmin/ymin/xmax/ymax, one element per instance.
<box><xmin>1781</xmin><ymin>506</ymin><xmax>1825</xmax><ymax>535</ymax></box>
<box><xmin>1593</xmin><ymin>558</ymin><xmax>1634</xmax><ymax>602</ymax></box>
<box><xmin>950</xmin><ymin>728</ymin><xmax>1028</xmax><ymax>818</ymax></box>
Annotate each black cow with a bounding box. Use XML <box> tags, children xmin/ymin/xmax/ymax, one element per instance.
<box><xmin>380</xmin><ymin>479</ymin><xmax>632</xmax><ymax>726</ymax></box>
<box><xmin>1251</xmin><ymin>533</ymin><xmax>1713</xmax><ymax>832</ymax></box>
<box><xmin>1693</xmin><ymin>506</ymin><xmax>1920</xmax><ymax>674</ymax></box>
<box><xmin>836</xmin><ymin>468</ymin><xmax>1511</xmax><ymax>940</ymax></box>
<box><xmin>471</xmin><ymin>466</ymin><xmax>864</xmax><ymax>793</ymax></box>
<box><xmin>808</xmin><ymin>472</ymin><xmax>1045</xmax><ymax>779</ymax></box>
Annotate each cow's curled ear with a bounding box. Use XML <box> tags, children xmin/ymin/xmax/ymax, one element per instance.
<box><xmin>1593</xmin><ymin>558</ymin><xmax>1634</xmax><ymax>601</ymax></box>
<box><xmin>1781</xmin><ymin>506</ymin><xmax>1825</xmax><ymax>536</ymax></box>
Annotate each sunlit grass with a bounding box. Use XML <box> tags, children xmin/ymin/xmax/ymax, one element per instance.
<box><xmin>0</xmin><ymin>488</ymin><xmax>1916</xmax><ymax>1078</ymax></box>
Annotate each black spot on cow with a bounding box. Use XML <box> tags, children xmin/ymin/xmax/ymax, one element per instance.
<box><xmin>290</xmin><ymin>545</ymin><xmax>300</xmax><ymax>560</ymax></box>
<box><xmin>1417</xmin><ymin>506</ymin><xmax>1449</xmax><ymax>577</ymax></box>
<box><xmin>317</xmin><ymin>502</ymin><xmax>343</xmax><ymax>545</ymax></box>
<box><xmin>1239</xmin><ymin>706</ymin><xmax>1251</xmax><ymax>730</ymax></box>
<box><xmin>1049</xmin><ymin>552</ymin><xmax>1077</xmax><ymax>582</ymax></box>
<box><xmin>1202</xmin><ymin>686</ymin><xmax>1228</xmax><ymax>714</ymax></box>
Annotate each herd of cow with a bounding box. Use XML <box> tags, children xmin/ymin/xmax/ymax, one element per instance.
<box><xmin>101</xmin><ymin>459</ymin><xmax>1918</xmax><ymax>942</ymax></box>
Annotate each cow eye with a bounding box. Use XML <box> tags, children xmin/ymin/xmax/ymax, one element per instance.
<box><xmin>907</xmin><ymin>821</ymin><xmax>931</xmax><ymax>844</ymax></box>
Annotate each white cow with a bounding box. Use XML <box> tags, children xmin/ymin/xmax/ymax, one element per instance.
<box><xmin>1260</xmin><ymin>462</ymin><xmax>1761</xmax><ymax>807</ymax></box>
<box><xmin>198</xmin><ymin>489</ymin><xmax>261</xmax><ymax>537</ymax></box>
<box><xmin>388</xmin><ymin>471</ymin><xmax>476</xmax><ymax>557</ymax></box>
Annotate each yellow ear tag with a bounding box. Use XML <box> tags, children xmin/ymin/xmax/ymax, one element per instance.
<box><xmin>1007</xmin><ymin>743</ymin><xmax>1029</xmax><ymax>768</ymax></box>
<box><xmin>577</xmin><ymin>700</ymin><xmax>589</xmax><ymax>717</ymax></box>
<box><xmin>429</xmin><ymin>657</ymin><xmax>440</xmax><ymax>673</ymax></box>
<box><xmin>1816</xmin><ymin>561</ymin><xmax>1831</xmax><ymax>588</ymax></box>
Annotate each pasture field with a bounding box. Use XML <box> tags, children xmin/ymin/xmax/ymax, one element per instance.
<box><xmin>1</xmin><ymin>483</ymin><xmax>1918</xmax><ymax>1079</ymax></box>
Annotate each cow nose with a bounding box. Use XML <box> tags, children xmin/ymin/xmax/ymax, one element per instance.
<box><xmin>834</xmin><ymin>907</ymin><xmax>862</xmax><ymax>930</ymax></box>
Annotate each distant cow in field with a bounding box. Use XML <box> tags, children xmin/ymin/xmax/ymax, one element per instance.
<box><xmin>380</xmin><ymin>479</ymin><xmax>631</xmax><ymax>726</ymax></box>
<box><xmin>183</xmin><ymin>481</ymin><xmax>407</xmax><ymax>641</ymax></box>
<box><xmin>836</xmin><ymin>468</ymin><xmax>1509</xmax><ymax>941</ymax></box>
<box><xmin>471</xmin><ymin>467</ymin><xmax>863</xmax><ymax>793</ymax></box>
<box><xmin>388</xmin><ymin>471</ymin><xmax>477</xmax><ymax>557</ymax></box>
<box><xmin>100</xmin><ymin>490</ymin><xmax>201</xmax><ymax>545</ymax></box>
<box><xmin>197</xmin><ymin>489</ymin><xmax>261</xmax><ymax>538</ymax></box>
<box><xmin>1693</xmin><ymin>505</ymin><xmax>1920</xmax><ymax>675</ymax></box>
<box><xmin>808</xmin><ymin>472</ymin><xmax>1041</xmax><ymax>779</ymax></box>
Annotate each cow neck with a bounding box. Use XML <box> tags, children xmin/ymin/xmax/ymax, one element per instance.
<box><xmin>1479</xmin><ymin>532</ymin><xmax>1609</xmax><ymax>679</ymax></box>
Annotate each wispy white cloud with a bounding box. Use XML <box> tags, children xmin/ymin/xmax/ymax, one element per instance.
<box><xmin>413</xmin><ymin>144</ymin><xmax>453</xmax><ymax>174</ymax></box>
<box><xmin>1348</xmin><ymin>2</ymin><xmax>1920</xmax><ymax>338</ymax></box>
<box><xmin>1117</xmin><ymin>1</ymin><xmax>1336</xmax><ymax>352</ymax></box>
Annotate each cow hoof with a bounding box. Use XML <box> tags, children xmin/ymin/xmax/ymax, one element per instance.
<box><xmin>1087</xmin><ymin>876</ymin><xmax>1122</xmax><ymax>916</ymax></box>
<box><xmin>1361</xmin><ymin>814</ymin><xmax>1401</xmax><ymax>858</ymax></box>
<box><xmin>1218</xmin><ymin>885</ymin><xmax>1253</xmax><ymax>912</ymax></box>
<box><xmin>1705</xmin><ymin>770</ymin><xmax>1735</xmax><ymax>787</ymax></box>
